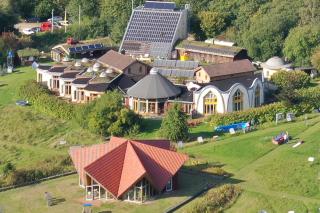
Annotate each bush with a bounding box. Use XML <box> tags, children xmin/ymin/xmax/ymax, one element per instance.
<box><xmin>19</xmin><ymin>80</ymin><xmax>75</xmax><ymax>120</ymax></box>
<box><xmin>84</xmin><ymin>91</ymin><xmax>141</xmax><ymax>137</ymax></box>
<box><xmin>185</xmin><ymin>184</ymin><xmax>241</xmax><ymax>213</ymax></box>
<box><xmin>270</xmin><ymin>70</ymin><xmax>311</xmax><ymax>90</ymax></box>
<box><xmin>159</xmin><ymin>103</ymin><xmax>189</xmax><ymax>142</ymax></box>
<box><xmin>3</xmin><ymin>156</ymin><xmax>72</xmax><ymax>186</ymax></box>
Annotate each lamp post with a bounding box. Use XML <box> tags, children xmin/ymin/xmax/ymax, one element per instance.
<box><xmin>51</xmin><ymin>9</ymin><xmax>54</xmax><ymax>33</ymax></box>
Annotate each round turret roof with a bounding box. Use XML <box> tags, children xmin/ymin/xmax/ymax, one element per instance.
<box><xmin>262</xmin><ymin>56</ymin><xmax>292</xmax><ymax>70</ymax></box>
<box><xmin>127</xmin><ymin>69</ymin><xmax>181</xmax><ymax>99</ymax></box>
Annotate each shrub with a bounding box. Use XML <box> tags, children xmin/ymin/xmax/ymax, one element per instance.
<box><xmin>85</xmin><ymin>91</ymin><xmax>141</xmax><ymax>137</ymax></box>
<box><xmin>159</xmin><ymin>103</ymin><xmax>189</xmax><ymax>142</ymax></box>
<box><xmin>19</xmin><ymin>80</ymin><xmax>75</xmax><ymax>120</ymax></box>
<box><xmin>185</xmin><ymin>184</ymin><xmax>242</xmax><ymax>213</ymax></box>
<box><xmin>3</xmin><ymin>156</ymin><xmax>72</xmax><ymax>186</ymax></box>
<box><xmin>270</xmin><ymin>70</ymin><xmax>311</xmax><ymax>90</ymax></box>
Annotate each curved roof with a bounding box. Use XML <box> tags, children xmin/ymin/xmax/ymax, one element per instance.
<box><xmin>127</xmin><ymin>69</ymin><xmax>181</xmax><ymax>99</ymax></box>
<box><xmin>262</xmin><ymin>56</ymin><xmax>292</xmax><ymax>70</ymax></box>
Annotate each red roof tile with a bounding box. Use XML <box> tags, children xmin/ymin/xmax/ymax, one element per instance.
<box><xmin>71</xmin><ymin>137</ymin><xmax>188</xmax><ymax>198</ymax></box>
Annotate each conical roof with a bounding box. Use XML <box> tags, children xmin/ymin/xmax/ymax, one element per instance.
<box><xmin>127</xmin><ymin>69</ymin><xmax>181</xmax><ymax>99</ymax></box>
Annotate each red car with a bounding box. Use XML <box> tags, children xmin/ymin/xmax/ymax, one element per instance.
<box><xmin>40</xmin><ymin>22</ymin><xmax>52</xmax><ymax>32</ymax></box>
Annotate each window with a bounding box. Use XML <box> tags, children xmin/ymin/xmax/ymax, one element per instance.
<box><xmin>233</xmin><ymin>89</ymin><xmax>243</xmax><ymax>111</ymax></box>
<box><xmin>254</xmin><ymin>86</ymin><xmax>261</xmax><ymax>107</ymax></box>
<box><xmin>204</xmin><ymin>92</ymin><xmax>217</xmax><ymax>115</ymax></box>
<box><xmin>165</xmin><ymin>178</ymin><xmax>172</xmax><ymax>192</ymax></box>
<box><xmin>128</xmin><ymin>68</ymin><xmax>131</xmax><ymax>74</ymax></box>
<box><xmin>65</xmin><ymin>82</ymin><xmax>71</xmax><ymax>95</ymax></box>
<box><xmin>139</xmin><ymin>66</ymin><xmax>143</xmax><ymax>73</ymax></box>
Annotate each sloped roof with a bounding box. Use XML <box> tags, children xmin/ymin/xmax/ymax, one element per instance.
<box><xmin>97</xmin><ymin>50</ymin><xmax>137</xmax><ymax>71</ymax></box>
<box><xmin>199</xmin><ymin>59</ymin><xmax>256</xmax><ymax>78</ymax></box>
<box><xmin>127</xmin><ymin>69</ymin><xmax>181</xmax><ymax>99</ymax></box>
<box><xmin>70</xmin><ymin>137</ymin><xmax>187</xmax><ymax>198</ymax></box>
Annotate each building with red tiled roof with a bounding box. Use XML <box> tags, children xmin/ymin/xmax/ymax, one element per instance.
<box><xmin>69</xmin><ymin>137</ymin><xmax>188</xmax><ymax>203</ymax></box>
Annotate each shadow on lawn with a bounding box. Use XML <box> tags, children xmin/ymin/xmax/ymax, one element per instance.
<box><xmin>50</xmin><ymin>197</ymin><xmax>66</xmax><ymax>206</ymax></box>
<box><xmin>0</xmin><ymin>84</ymin><xmax>8</xmax><ymax>88</ymax></box>
<box><xmin>140</xmin><ymin>119</ymin><xmax>162</xmax><ymax>133</ymax></box>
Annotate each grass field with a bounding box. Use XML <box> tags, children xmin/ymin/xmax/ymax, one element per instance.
<box><xmin>179</xmin><ymin>115</ymin><xmax>320</xmax><ymax>212</ymax></box>
<box><xmin>0</xmin><ymin>171</ymin><xmax>218</xmax><ymax>213</ymax></box>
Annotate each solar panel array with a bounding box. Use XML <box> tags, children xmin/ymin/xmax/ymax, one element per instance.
<box><xmin>144</xmin><ymin>1</ymin><xmax>176</xmax><ymax>10</ymax></box>
<box><xmin>153</xmin><ymin>59</ymin><xmax>199</xmax><ymax>69</ymax></box>
<box><xmin>157</xmin><ymin>68</ymin><xmax>194</xmax><ymax>78</ymax></box>
<box><xmin>69</xmin><ymin>43</ymin><xmax>104</xmax><ymax>54</ymax></box>
<box><xmin>124</xmin><ymin>11</ymin><xmax>180</xmax><ymax>43</ymax></box>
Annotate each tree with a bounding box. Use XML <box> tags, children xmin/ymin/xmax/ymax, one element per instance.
<box><xmin>311</xmin><ymin>47</ymin><xmax>320</xmax><ymax>71</ymax></box>
<box><xmin>34</xmin><ymin>0</ymin><xmax>58</xmax><ymax>19</ymax></box>
<box><xmin>159</xmin><ymin>103</ymin><xmax>189</xmax><ymax>142</ymax></box>
<box><xmin>87</xmin><ymin>91</ymin><xmax>141</xmax><ymax>137</ymax></box>
<box><xmin>198</xmin><ymin>11</ymin><xmax>226</xmax><ymax>38</ymax></box>
<box><xmin>239</xmin><ymin>0</ymin><xmax>301</xmax><ymax>61</ymax></box>
<box><xmin>270</xmin><ymin>70</ymin><xmax>311</xmax><ymax>90</ymax></box>
<box><xmin>299</xmin><ymin>0</ymin><xmax>320</xmax><ymax>25</ymax></box>
<box><xmin>67</xmin><ymin>0</ymin><xmax>99</xmax><ymax>22</ymax></box>
<box><xmin>284</xmin><ymin>25</ymin><xmax>320</xmax><ymax>66</ymax></box>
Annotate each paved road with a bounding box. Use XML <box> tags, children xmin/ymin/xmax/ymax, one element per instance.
<box><xmin>14</xmin><ymin>22</ymin><xmax>42</xmax><ymax>33</ymax></box>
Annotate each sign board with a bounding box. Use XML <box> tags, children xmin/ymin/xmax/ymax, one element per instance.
<box><xmin>276</xmin><ymin>113</ymin><xmax>284</xmax><ymax>124</ymax></box>
<box><xmin>229</xmin><ymin>128</ymin><xmax>236</xmax><ymax>135</ymax></box>
<box><xmin>197</xmin><ymin>137</ymin><xmax>204</xmax><ymax>143</ymax></box>
<box><xmin>286</xmin><ymin>113</ymin><xmax>295</xmax><ymax>122</ymax></box>
<box><xmin>177</xmin><ymin>141</ymin><xmax>184</xmax><ymax>148</ymax></box>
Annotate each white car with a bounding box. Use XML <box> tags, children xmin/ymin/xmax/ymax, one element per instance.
<box><xmin>59</xmin><ymin>20</ymin><xmax>70</xmax><ymax>26</ymax></box>
<box><xmin>48</xmin><ymin>16</ymin><xmax>63</xmax><ymax>23</ymax></box>
<box><xmin>22</xmin><ymin>28</ymin><xmax>35</xmax><ymax>35</ymax></box>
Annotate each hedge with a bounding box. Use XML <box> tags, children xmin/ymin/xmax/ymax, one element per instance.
<box><xmin>207</xmin><ymin>102</ymin><xmax>289</xmax><ymax>127</ymax></box>
<box><xmin>208</xmin><ymin>85</ymin><xmax>320</xmax><ymax>127</ymax></box>
<box><xmin>19</xmin><ymin>80</ymin><xmax>75</xmax><ymax>120</ymax></box>
<box><xmin>185</xmin><ymin>184</ymin><xmax>241</xmax><ymax>213</ymax></box>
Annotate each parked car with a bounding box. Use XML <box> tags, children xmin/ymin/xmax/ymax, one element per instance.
<box><xmin>52</xmin><ymin>22</ymin><xmax>62</xmax><ymax>29</ymax></box>
<box><xmin>40</xmin><ymin>22</ymin><xmax>52</xmax><ymax>32</ymax></box>
<box><xmin>47</xmin><ymin>16</ymin><xmax>63</xmax><ymax>23</ymax></box>
<box><xmin>31</xmin><ymin>27</ymin><xmax>41</xmax><ymax>33</ymax></box>
<box><xmin>59</xmin><ymin>20</ymin><xmax>70</xmax><ymax>26</ymax></box>
<box><xmin>24</xmin><ymin>17</ymin><xmax>40</xmax><ymax>23</ymax></box>
<box><xmin>22</xmin><ymin>28</ymin><xmax>35</xmax><ymax>35</ymax></box>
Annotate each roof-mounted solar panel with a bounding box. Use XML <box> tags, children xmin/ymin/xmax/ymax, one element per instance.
<box><xmin>145</xmin><ymin>1</ymin><xmax>176</xmax><ymax>10</ymax></box>
<box><xmin>82</xmin><ymin>45</ymin><xmax>89</xmax><ymax>50</ymax></box>
<box><xmin>94</xmin><ymin>43</ymin><xmax>103</xmax><ymax>49</ymax></box>
<box><xmin>75</xmin><ymin>47</ymin><xmax>82</xmax><ymax>52</ymax></box>
<box><xmin>69</xmin><ymin>47</ymin><xmax>76</xmax><ymax>53</ymax></box>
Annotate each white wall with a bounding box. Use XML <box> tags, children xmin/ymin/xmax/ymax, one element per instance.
<box><xmin>226</xmin><ymin>84</ymin><xmax>250</xmax><ymax>112</ymax></box>
<box><xmin>194</xmin><ymin>86</ymin><xmax>226</xmax><ymax>114</ymax></box>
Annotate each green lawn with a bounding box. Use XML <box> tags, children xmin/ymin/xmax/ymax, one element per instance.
<box><xmin>178</xmin><ymin>115</ymin><xmax>320</xmax><ymax>212</ymax></box>
<box><xmin>0</xmin><ymin>67</ymin><xmax>35</xmax><ymax>107</ymax></box>
<box><xmin>0</xmin><ymin>172</ymin><xmax>218</xmax><ymax>213</ymax></box>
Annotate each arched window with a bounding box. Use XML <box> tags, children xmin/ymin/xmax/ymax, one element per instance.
<box><xmin>204</xmin><ymin>92</ymin><xmax>217</xmax><ymax>114</ymax></box>
<box><xmin>254</xmin><ymin>86</ymin><xmax>261</xmax><ymax>107</ymax></box>
<box><xmin>233</xmin><ymin>89</ymin><xmax>243</xmax><ymax>111</ymax></box>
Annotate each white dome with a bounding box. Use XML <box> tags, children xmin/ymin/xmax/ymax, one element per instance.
<box><xmin>266</xmin><ymin>57</ymin><xmax>285</xmax><ymax>67</ymax></box>
<box><xmin>106</xmin><ymin>68</ymin><xmax>113</xmax><ymax>74</ymax></box>
<box><xmin>99</xmin><ymin>71</ymin><xmax>107</xmax><ymax>77</ymax></box>
<box><xmin>87</xmin><ymin>67</ymin><xmax>93</xmax><ymax>73</ymax></box>
<box><xmin>81</xmin><ymin>58</ymin><xmax>89</xmax><ymax>63</ymax></box>
<box><xmin>93</xmin><ymin>63</ymin><xmax>101</xmax><ymax>72</ymax></box>
<box><xmin>262</xmin><ymin>56</ymin><xmax>292</xmax><ymax>70</ymax></box>
<box><xmin>74</xmin><ymin>61</ymin><xmax>81</xmax><ymax>67</ymax></box>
